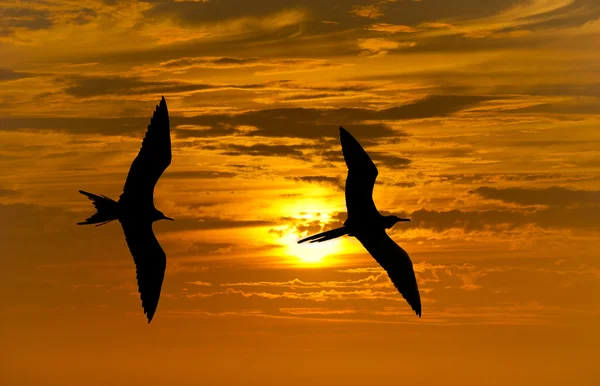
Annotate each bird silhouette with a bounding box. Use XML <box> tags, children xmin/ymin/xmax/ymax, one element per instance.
<box><xmin>298</xmin><ymin>127</ymin><xmax>421</xmax><ymax>317</ymax></box>
<box><xmin>78</xmin><ymin>96</ymin><xmax>173</xmax><ymax>323</ymax></box>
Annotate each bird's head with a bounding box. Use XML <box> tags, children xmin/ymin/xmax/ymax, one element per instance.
<box><xmin>154</xmin><ymin>209</ymin><xmax>174</xmax><ymax>222</ymax></box>
<box><xmin>384</xmin><ymin>215</ymin><xmax>410</xmax><ymax>229</ymax></box>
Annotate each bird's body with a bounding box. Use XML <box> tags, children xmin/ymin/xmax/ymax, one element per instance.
<box><xmin>78</xmin><ymin>97</ymin><xmax>173</xmax><ymax>323</ymax></box>
<box><xmin>298</xmin><ymin>127</ymin><xmax>421</xmax><ymax>317</ymax></box>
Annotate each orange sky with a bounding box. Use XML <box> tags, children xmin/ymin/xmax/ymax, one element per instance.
<box><xmin>1</xmin><ymin>1</ymin><xmax>599</xmax><ymax>385</ymax></box>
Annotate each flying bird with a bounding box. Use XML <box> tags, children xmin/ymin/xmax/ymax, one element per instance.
<box><xmin>78</xmin><ymin>96</ymin><xmax>173</xmax><ymax>323</ymax></box>
<box><xmin>298</xmin><ymin>127</ymin><xmax>421</xmax><ymax>317</ymax></box>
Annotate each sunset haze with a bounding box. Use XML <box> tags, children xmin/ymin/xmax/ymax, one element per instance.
<box><xmin>1</xmin><ymin>0</ymin><xmax>600</xmax><ymax>385</ymax></box>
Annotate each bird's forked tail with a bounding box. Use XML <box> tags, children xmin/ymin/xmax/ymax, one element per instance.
<box><xmin>77</xmin><ymin>190</ymin><xmax>119</xmax><ymax>226</ymax></box>
<box><xmin>297</xmin><ymin>227</ymin><xmax>349</xmax><ymax>244</ymax></box>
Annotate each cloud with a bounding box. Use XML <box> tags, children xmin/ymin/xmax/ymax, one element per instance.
<box><xmin>162</xmin><ymin>171</ymin><xmax>238</xmax><ymax>179</ymax></box>
<box><xmin>161</xmin><ymin>217</ymin><xmax>276</xmax><ymax>232</ymax></box>
<box><xmin>406</xmin><ymin>206</ymin><xmax>600</xmax><ymax>232</ymax></box>
<box><xmin>61</xmin><ymin>74</ymin><xmax>263</xmax><ymax>98</ymax></box>
<box><xmin>219</xmin><ymin>144</ymin><xmax>308</xmax><ymax>159</ymax></box>
<box><xmin>177</xmin><ymin>287</ymin><xmax>404</xmax><ymax>302</ymax></box>
<box><xmin>350</xmin><ymin>5</ymin><xmax>384</xmax><ymax>19</ymax></box>
<box><xmin>287</xmin><ymin>176</ymin><xmax>344</xmax><ymax>190</ymax></box>
<box><xmin>0</xmin><ymin>188</ymin><xmax>19</xmax><ymax>197</ymax></box>
<box><xmin>365</xmin><ymin>23</ymin><xmax>418</xmax><ymax>33</ymax></box>
<box><xmin>321</xmin><ymin>149</ymin><xmax>411</xmax><ymax>169</ymax></box>
<box><xmin>221</xmin><ymin>274</ymin><xmax>389</xmax><ymax>289</ymax></box>
<box><xmin>285</xmin><ymin>200</ymin><xmax>600</xmax><ymax>234</ymax></box>
<box><xmin>136</xmin><ymin>56</ymin><xmax>349</xmax><ymax>76</ymax></box>
<box><xmin>369</xmin><ymin>152</ymin><xmax>411</xmax><ymax>168</ymax></box>
<box><xmin>1</xmin><ymin>8</ymin><xmax>53</xmax><ymax>37</ymax></box>
<box><xmin>420</xmin><ymin>22</ymin><xmax>455</xmax><ymax>29</ymax></box>
<box><xmin>430</xmin><ymin>173</ymin><xmax>575</xmax><ymax>185</ymax></box>
<box><xmin>186</xmin><ymin>281</ymin><xmax>213</xmax><ymax>287</ymax></box>
<box><xmin>0</xmin><ymin>69</ymin><xmax>35</xmax><ymax>82</ymax></box>
<box><xmin>357</xmin><ymin>38</ymin><xmax>416</xmax><ymax>55</ymax></box>
<box><xmin>2</xmin><ymin>95</ymin><xmax>491</xmax><ymax>139</ymax></box>
<box><xmin>141</xmin><ymin>5</ymin><xmax>308</xmax><ymax>44</ymax></box>
<box><xmin>471</xmin><ymin>186</ymin><xmax>600</xmax><ymax>207</ymax></box>
<box><xmin>279</xmin><ymin>307</ymin><xmax>357</xmax><ymax>315</ymax></box>
<box><xmin>337</xmin><ymin>267</ymin><xmax>385</xmax><ymax>274</ymax></box>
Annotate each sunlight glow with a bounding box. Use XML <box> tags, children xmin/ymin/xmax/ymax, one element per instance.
<box><xmin>271</xmin><ymin>196</ymin><xmax>347</xmax><ymax>266</ymax></box>
<box><xmin>281</xmin><ymin>230</ymin><xmax>343</xmax><ymax>265</ymax></box>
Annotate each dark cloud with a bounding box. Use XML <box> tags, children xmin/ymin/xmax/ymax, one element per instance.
<box><xmin>403</xmin><ymin>206</ymin><xmax>600</xmax><ymax>232</ymax></box>
<box><xmin>0</xmin><ymin>92</ymin><xmax>513</xmax><ymax>140</ymax></box>
<box><xmin>0</xmin><ymin>188</ymin><xmax>19</xmax><ymax>197</ymax></box>
<box><xmin>211</xmin><ymin>95</ymin><xmax>488</xmax><ymax>138</ymax></box>
<box><xmin>391</xmin><ymin>182</ymin><xmax>416</xmax><ymax>188</ymax></box>
<box><xmin>506</xmin><ymin>101</ymin><xmax>600</xmax><ymax>115</ymax></box>
<box><xmin>160</xmin><ymin>56</ymin><xmax>260</xmax><ymax>69</ymax></box>
<box><xmin>281</xmin><ymin>93</ymin><xmax>341</xmax><ymax>101</ymax></box>
<box><xmin>494</xmin><ymin>83</ymin><xmax>600</xmax><ymax>98</ymax></box>
<box><xmin>0</xmin><ymin>116</ymin><xmax>156</xmax><ymax>136</ymax></box>
<box><xmin>369</xmin><ymin>152</ymin><xmax>411</xmax><ymax>169</ymax></box>
<box><xmin>61</xmin><ymin>75</ymin><xmax>263</xmax><ymax>98</ymax></box>
<box><xmin>471</xmin><ymin>186</ymin><xmax>600</xmax><ymax>207</ymax></box>
<box><xmin>426</xmin><ymin>173</ymin><xmax>588</xmax><ymax>185</ymax></box>
<box><xmin>0</xmin><ymin>69</ymin><xmax>34</xmax><ymax>82</ymax></box>
<box><xmin>509</xmin><ymin>139</ymin><xmax>595</xmax><ymax>148</ymax></box>
<box><xmin>151</xmin><ymin>57</ymin><xmax>343</xmax><ymax>74</ymax></box>
<box><xmin>65</xmin><ymin>1</ymin><xmax>599</xmax><ymax>68</ymax></box>
<box><xmin>64</xmin><ymin>8</ymin><xmax>97</xmax><ymax>26</ymax></box>
<box><xmin>344</xmin><ymin>95</ymin><xmax>493</xmax><ymax>121</ymax></box>
<box><xmin>161</xmin><ymin>217</ymin><xmax>276</xmax><ymax>232</ymax></box>
<box><xmin>1</xmin><ymin>5</ymin><xmax>99</xmax><ymax>37</ymax></box>
<box><xmin>0</xmin><ymin>8</ymin><xmax>53</xmax><ymax>35</ymax></box>
<box><xmin>142</xmin><ymin>0</ymin><xmax>522</xmax><ymax>28</ymax></box>
<box><xmin>219</xmin><ymin>144</ymin><xmax>308</xmax><ymax>159</ymax></box>
<box><xmin>322</xmin><ymin>149</ymin><xmax>411</xmax><ymax>169</ymax></box>
<box><xmin>162</xmin><ymin>171</ymin><xmax>238</xmax><ymax>179</ymax></box>
<box><xmin>0</xmin><ymin>110</ymin><xmax>378</xmax><ymax>139</ymax></box>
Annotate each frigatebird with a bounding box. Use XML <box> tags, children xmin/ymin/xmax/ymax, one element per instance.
<box><xmin>298</xmin><ymin>127</ymin><xmax>421</xmax><ymax>317</ymax></box>
<box><xmin>78</xmin><ymin>96</ymin><xmax>173</xmax><ymax>323</ymax></box>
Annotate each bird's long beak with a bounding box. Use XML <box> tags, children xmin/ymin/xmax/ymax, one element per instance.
<box><xmin>164</xmin><ymin>216</ymin><xmax>174</xmax><ymax>221</ymax></box>
<box><xmin>399</xmin><ymin>218</ymin><xmax>411</xmax><ymax>222</ymax></box>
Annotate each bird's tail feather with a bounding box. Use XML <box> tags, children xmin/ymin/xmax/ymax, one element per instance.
<box><xmin>297</xmin><ymin>227</ymin><xmax>349</xmax><ymax>244</ymax></box>
<box><xmin>77</xmin><ymin>190</ymin><xmax>119</xmax><ymax>226</ymax></box>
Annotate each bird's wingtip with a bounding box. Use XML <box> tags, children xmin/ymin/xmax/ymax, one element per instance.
<box><xmin>414</xmin><ymin>305</ymin><xmax>422</xmax><ymax>318</ymax></box>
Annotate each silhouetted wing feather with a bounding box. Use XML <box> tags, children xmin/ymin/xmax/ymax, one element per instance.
<box><xmin>120</xmin><ymin>97</ymin><xmax>171</xmax><ymax>206</ymax></box>
<box><xmin>120</xmin><ymin>220</ymin><xmax>166</xmax><ymax>323</ymax></box>
<box><xmin>356</xmin><ymin>229</ymin><xmax>421</xmax><ymax>317</ymax></box>
<box><xmin>339</xmin><ymin>127</ymin><xmax>378</xmax><ymax>218</ymax></box>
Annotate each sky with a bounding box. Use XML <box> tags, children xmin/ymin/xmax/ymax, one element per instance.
<box><xmin>1</xmin><ymin>0</ymin><xmax>600</xmax><ymax>385</ymax></box>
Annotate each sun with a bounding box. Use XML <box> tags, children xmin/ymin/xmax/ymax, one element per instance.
<box><xmin>273</xmin><ymin>193</ymin><xmax>348</xmax><ymax>265</ymax></box>
<box><xmin>280</xmin><ymin>230</ymin><xmax>343</xmax><ymax>264</ymax></box>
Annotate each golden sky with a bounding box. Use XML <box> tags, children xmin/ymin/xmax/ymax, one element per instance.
<box><xmin>1</xmin><ymin>0</ymin><xmax>600</xmax><ymax>385</ymax></box>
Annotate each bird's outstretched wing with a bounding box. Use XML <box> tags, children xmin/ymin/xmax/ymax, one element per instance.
<box><xmin>120</xmin><ymin>220</ymin><xmax>167</xmax><ymax>323</ymax></box>
<box><xmin>356</xmin><ymin>229</ymin><xmax>421</xmax><ymax>317</ymax></box>
<box><xmin>339</xmin><ymin>126</ymin><xmax>379</xmax><ymax>218</ymax></box>
<box><xmin>120</xmin><ymin>97</ymin><xmax>171</xmax><ymax>206</ymax></box>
